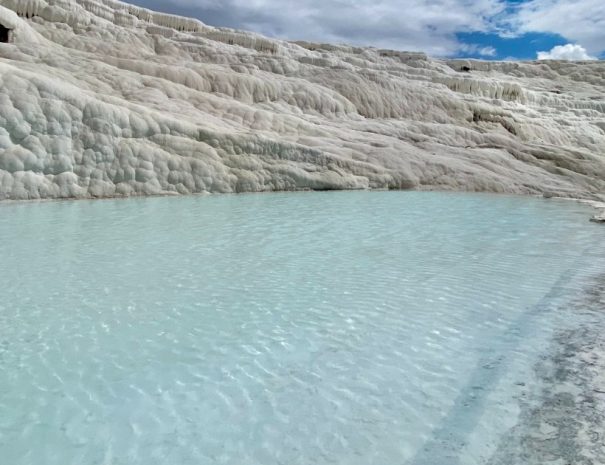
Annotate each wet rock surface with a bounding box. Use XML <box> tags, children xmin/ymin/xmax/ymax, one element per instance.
<box><xmin>489</xmin><ymin>278</ymin><xmax>605</xmax><ymax>465</ymax></box>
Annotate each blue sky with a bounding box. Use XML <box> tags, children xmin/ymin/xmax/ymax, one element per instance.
<box><xmin>130</xmin><ymin>0</ymin><xmax>604</xmax><ymax>60</ymax></box>
<box><xmin>456</xmin><ymin>31</ymin><xmax>577</xmax><ymax>60</ymax></box>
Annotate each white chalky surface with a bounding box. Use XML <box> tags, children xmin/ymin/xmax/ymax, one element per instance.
<box><xmin>0</xmin><ymin>0</ymin><xmax>604</xmax><ymax>200</ymax></box>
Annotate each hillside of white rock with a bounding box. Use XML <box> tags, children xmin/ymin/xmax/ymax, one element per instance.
<box><xmin>0</xmin><ymin>0</ymin><xmax>604</xmax><ymax>201</ymax></box>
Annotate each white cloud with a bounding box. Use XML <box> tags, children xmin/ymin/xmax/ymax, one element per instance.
<box><xmin>458</xmin><ymin>43</ymin><xmax>497</xmax><ymax>57</ymax></box>
<box><xmin>478</xmin><ymin>46</ymin><xmax>497</xmax><ymax>57</ymax></box>
<box><xmin>132</xmin><ymin>0</ymin><xmax>605</xmax><ymax>59</ymax></box>
<box><xmin>537</xmin><ymin>43</ymin><xmax>596</xmax><ymax>60</ymax></box>
<box><xmin>513</xmin><ymin>0</ymin><xmax>605</xmax><ymax>55</ymax></box>
<box><xmin>135</xmin><ymin>0</ymin><xmax>507</xmax><ymax>56</ymax></box>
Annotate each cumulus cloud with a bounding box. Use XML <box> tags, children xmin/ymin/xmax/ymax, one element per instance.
<box><xmin>513</xmin><ymin>0</ymin><xmax>605</xmax><ymax>55</ymax></box>
<box><xmin>132</xmin><ymin>0</ymin><xmax>506</xmax><ymax>56</ymax></box>
<box><xmin>537</xmin><ymin>43</ymin><xmax>596</xmax><ymax>61</ymax></box>
<box><xmin>130</xmin><ymin>0</ymin><xmax>605</xmax><ymax>58</ymax></box>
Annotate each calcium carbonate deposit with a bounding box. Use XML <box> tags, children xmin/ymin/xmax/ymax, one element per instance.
<box><xmin>0</xmin><ymin>0</ymin><xmax>604</xmax><ymax>200</ymax></box>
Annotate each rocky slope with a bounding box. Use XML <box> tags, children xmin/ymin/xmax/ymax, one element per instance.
<box><xmin>0</xmin><ymin>0</ymin><xmax>604</xmax><ymax>200</ymax></box>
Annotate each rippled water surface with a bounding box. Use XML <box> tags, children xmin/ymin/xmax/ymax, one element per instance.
<box><xmin>0</xmin><ymin>192</ymin><xmax>603</xmax><ymax>465</ymax></box>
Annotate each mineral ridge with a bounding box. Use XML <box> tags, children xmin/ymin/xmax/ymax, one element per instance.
<box><xmin>0</xmin><ymin>0</ymin><xmax>604</xmax><ymax>200</ymax></box>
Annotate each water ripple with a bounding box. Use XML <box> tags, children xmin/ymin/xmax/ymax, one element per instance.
<box><xmin>0</xmin><ymin>191</ymin><xmax>603</xmax><ymax>464</ymax></box>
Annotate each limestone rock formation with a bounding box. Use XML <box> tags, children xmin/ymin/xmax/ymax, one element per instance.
<box><xmin>0</xmin><ymin>0</ymin><xmax>604</xmax><ymax>200</ymax></box>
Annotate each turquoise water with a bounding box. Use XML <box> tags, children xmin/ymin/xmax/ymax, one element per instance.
<box><xmin>0</xmin><ymin>191</ymin><xmax>603</xmax><ymax>465</ymax></box>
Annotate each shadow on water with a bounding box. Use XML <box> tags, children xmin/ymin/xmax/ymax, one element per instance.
<box><xmin>410</xmin><ymin>259</ymin><xmax>605</xmax><ymax>465</ymax></box>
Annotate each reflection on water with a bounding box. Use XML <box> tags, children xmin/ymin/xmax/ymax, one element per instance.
<box><xmin>0</xmin><ymin>191</ymin><xmax>603</xmax><ymax>465</ymax></box>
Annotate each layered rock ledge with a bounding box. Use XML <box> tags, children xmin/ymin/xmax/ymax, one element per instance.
<box><xmin>0</xmin><ymin>0</ymin><xmax>604</xmax><ymax>201</ymax></box>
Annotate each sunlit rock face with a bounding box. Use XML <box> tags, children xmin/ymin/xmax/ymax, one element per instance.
<box><xmin>0</xmin><ymin>0</ymin><xmax>604</xmax><ymax>200</ymax></box>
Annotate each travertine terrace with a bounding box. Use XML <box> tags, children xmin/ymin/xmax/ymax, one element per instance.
<box><xmin>0</xmin><ymin>0</ymin><xmax>604</xmax><ymax>200</ymax></box>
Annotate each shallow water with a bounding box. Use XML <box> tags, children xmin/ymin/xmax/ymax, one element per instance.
<box><xmin>0</xmin><ymin>191</ymin><xmax>603</xmax><ymax>465</ymax></box>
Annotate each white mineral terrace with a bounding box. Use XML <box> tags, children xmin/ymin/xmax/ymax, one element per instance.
<box><xmin>0</xmin><ymin>0</ymin><xmax>604</xmax><ymax>200</ymax></box>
